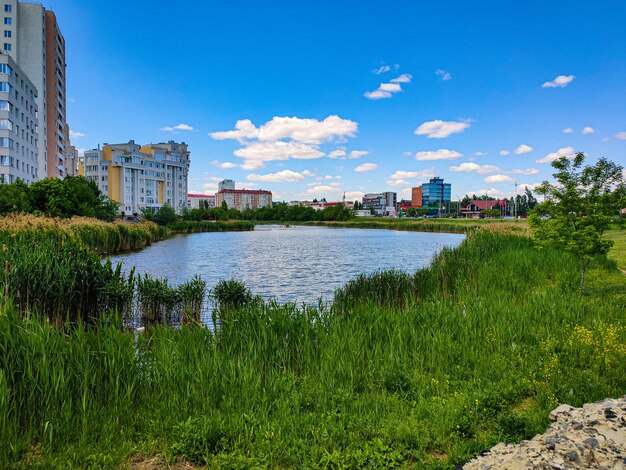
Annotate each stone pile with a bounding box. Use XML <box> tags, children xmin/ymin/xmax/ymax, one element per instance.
<box><xmin>464</xmin><ymin>396</ymin><xmax>626</xmax><ymax>469</ymax></box>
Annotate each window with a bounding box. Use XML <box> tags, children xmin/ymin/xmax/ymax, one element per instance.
<box><xmin>0</xmin><ymin>81</ymin><xmax>9</xmax><ymax>93</ymax></box>
<box><xmin>3</xmin><ymin>30</ymin><xmax>10</xmax><ymax>38</ymax></box>
<box><xmin>0</xmin><ymin>118</ymin><xmax>13</xmax><ymax>131</ymax></box>
<box><xmin>3</xmin><ymin>43</ymin><xmax>10</xmax><ymax>52</ymax></box>
<box><xmin>3</xmin><ymin>17</ymin><xmax>11</xmax><ymax>25</ymax></box>
<box><xmin>0</xmin><ymin>136</ymin><xmax>13</xmax><ymax>148</ymax></box>
<box><xmin>0</xmin><ymin>63</ymin><xmax>10</xmax><ymax>75</ymax></box>
<box><xmin>0</xmin><ymin>100</ymin><xmax>10</xmax><ymax>111</ymax></box>
<box><xmin>4</xmin><ymin>5</ymin><xmax>12</xmax><ymax>13</ymax></box>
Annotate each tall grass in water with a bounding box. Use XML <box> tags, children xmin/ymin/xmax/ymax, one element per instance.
<box><xmin>137</xmin><ymin>275</ymin><xmax>208</xmax><ymax>325</ymax></box>
<box><xmin>167</xmin><ymin>220</ymin><xmax>255</xmax><ymax>233</ymax></box>
<box><xmin>0</xmin><ymin>225</ymin><xmax>625</xmax><ymax>467</ymax></box>
<box><xmin>0</xmin><ymin>213</ymin><xmax>167</xmax><ymax>254</ymax></box>
<box><xmin>0</xmin><ymin>232</ymin><xmax>135</xmax><ymax>323</ymax></box>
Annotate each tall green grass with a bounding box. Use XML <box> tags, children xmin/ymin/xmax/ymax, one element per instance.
<box><xmin>167</xmin><ymin>220</ymin><xmax>254</xmax><ymax>233</ymax></box>
<box><xmin>0</xmin><ymin>229</ymin><xmax>624</xmax><ymax>467</ymax></box>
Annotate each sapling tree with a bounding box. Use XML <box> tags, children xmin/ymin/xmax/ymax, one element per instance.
<box><xmin>529</xmin><ymin>153</ymin><xmax>625</xmax><ymax>289</ymax></box>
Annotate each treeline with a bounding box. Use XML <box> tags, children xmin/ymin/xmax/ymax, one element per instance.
<box><xmin>0</xmin><ymin>177</ymin><xmax>119</xmax><ymax>221</ymax></box>
<box><xmin>179</xmin><ymin>202</ymin><xmax>354</xmax><ymax>223</ymax></box>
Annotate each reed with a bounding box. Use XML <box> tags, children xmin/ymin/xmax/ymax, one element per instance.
<box><xmin>167</xmin><ymin>220</ymin><xmax>254</xmax><ymax>234</ymax></box>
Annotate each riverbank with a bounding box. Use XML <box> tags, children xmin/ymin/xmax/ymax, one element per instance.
<box><xmin>288</xmin><ymin>217</ymin><xmax>531</xmax><ymax>236</ymax></box>
<box><xmin>1</xmin><ymin>224</ymin><xmax>624</xmax><ymax>468</ymax></box>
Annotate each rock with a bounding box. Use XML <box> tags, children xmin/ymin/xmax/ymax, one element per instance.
<box><xmin>464</xmin><ymin>395</ymin><xmax>626</xmax><ymax>470</ymax></box>
<box><xmin>550</xmin><ymin>404</ymin><xmax>575</xmax><ymax>421</ymax></box>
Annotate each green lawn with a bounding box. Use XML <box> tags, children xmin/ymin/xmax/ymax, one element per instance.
<box><xmin>606</xmin><ymin>226</ymin><xmax>626</xmax><ymax>271</ymax></box>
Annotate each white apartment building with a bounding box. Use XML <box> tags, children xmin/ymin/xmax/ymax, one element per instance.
<box><xmin>0</xmin><ymin>51</ymin><xmax>38</xmax><ymax>184</ymax></box>
<box><xmin>80</xmin><ymin>140</ymin><xmax>190</xmax><ymax>215</ymax></box>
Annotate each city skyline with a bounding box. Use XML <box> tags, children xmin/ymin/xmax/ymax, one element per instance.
<box><xmin>48</xmin><ymin>0</ymin><xmax>625</xmax><ymax>201</ymax></box>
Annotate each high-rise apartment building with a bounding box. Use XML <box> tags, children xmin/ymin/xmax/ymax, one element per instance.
<box><xmin>0</xmin><ymin>51</ymin><xmax>38</xmax><ymax>184</ymax></box>
<box><xmin>79</xmin><ymin>140</ymin><xmax>190</xmax><ymax>215</ymax></box>
<box><xmin>2</xmin><ymin>0</ymin><xmax>67</xmax><ymax>179</ymax></box>
<box><xmin>218</xmin><ymin>179</ymin><xmax>235</xmax><ymax>191</ymax></box>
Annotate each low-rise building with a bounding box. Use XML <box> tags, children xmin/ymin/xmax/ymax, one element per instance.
<box><xmin>216</xmin><ymin>188</ymin><xmax>272</xmax><ymax>211</ymax></box>
<box><xmin>79</xmin><ymin>140</ymin><xmax>190</xmax><ymax>215</ymax></box>
<box><xmin>188</xmin><ymin>193</ymin><xmax>215</xmax><ymax>209</ymax></box>
<box><xmin>0</xmin><ymin>52</ymin><xmax>38</xmax><ymax>184</ymax></box>
<box><xmin>461</xmin><ymin>199</ymin><xmax>507</xmax><ymax>218</ymax></box>
<box><xmin>362</xmin><ymin>192</ymin><xmax>397</xmax><ymax>216</ymax></box>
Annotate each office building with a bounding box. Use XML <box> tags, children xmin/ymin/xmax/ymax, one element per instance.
<box><xmin>0</xmin><ymin>51</ymin><xmax>38</xmax><ymax>184</ymax></box>
<box><xmin>216</xmin><ymin>185</ymin><xmax>272</xmax><ymax>211</ymax></box>
<box><xmin>411</xmin><ymin>187</ymin><xmax>423</xmax><ymax>207</ymax></box>
<box><xmin>420</xmin><ymin>177</ymin><xmax>451</xmax><ymax>207</ymax></box>
<box><xmin>3</xmin><ymin>0</ymin><xmax>67</xmax><ymax>178</ymax></box>
<box><xmin>362</xmin><ymin>192</ymin><xmax>397</xmax><ymax>216</ymax></box>
<box><xmin>79</xmin><ymin>140</ymin><xmax>190</xmax><ymax>215</ymax></box>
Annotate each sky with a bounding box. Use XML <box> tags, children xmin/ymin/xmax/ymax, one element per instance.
<box><xmin>48</xmin><ymin>0</ymin><xmax>626</xmax><ymax>202</ymax></box>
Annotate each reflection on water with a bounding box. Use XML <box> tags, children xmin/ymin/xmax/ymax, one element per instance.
<box><xmin>109</xmin><ymin>225</ymin><xmax>465</xmax><ymax>305</ymax></box>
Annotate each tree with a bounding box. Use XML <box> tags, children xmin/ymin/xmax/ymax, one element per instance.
<box><xmin>154</xmin><ymin>204</ymin><xmax>178</xmax><ymax>226</ymax></box>
<box><xmin>529</xmin><ymin>153</ymin><xmax>625</xmax><ymax>289</ymax></box>
<box><xmin>0</xmin><ymin>179</ymin><xmax>30</xmax><ymax>215</ymax></box>
<box><xmin>221</xmin><ymin>201</ymin><xmax>228</xmax><ymax>210</ymax></box>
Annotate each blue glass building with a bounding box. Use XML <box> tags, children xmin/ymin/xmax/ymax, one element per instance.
<box><xmin>421</xmin><ymin>177</ymin><xmax>451</xmax><ymax>207</ymax></box>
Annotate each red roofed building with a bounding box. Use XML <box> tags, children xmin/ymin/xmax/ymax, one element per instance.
<box><xmin>187</xmin><ymin>193</ymin><xmax>216</xmax><ymax>209</ymax></box>
<box><xmin>461</xmin><ymin>199</ymin><xmax>507</xmax><ymax>218</ymax></box>
<box><xmin>216</xmin><ymin>189</ymin><xmax>272</xmax><ymax>211</ymax></box>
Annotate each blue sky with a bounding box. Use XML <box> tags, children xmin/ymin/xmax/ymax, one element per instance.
<box><xmin>50</xmin><ymin>0</ymin><xmax>625</xmax><ymax>201</ymax></box>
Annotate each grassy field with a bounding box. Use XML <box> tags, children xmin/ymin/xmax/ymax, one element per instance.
<box><xmin>606</xmin><ymin>226</ymin><xmax>626</xmax><ymax>271</ymax></box>
<box><xmin>0</xmin><ymin>224</ymin><xmax>624</xmax><ymax>468</ymax></box>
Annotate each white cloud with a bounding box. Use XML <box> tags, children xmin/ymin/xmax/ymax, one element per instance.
<box><xmin>474</xmin><ymin>152</ymin><xmax>487</xmax><ymax>156</ymax></box>
<box><xmin>161</xmin><ymin>123</ymin><xmax>194</xmax><ymax>132</ymax></box>
<box><xmin>414</xmin><ymin>149</ymin><xmax>463</xmax><ymax>161</ymax></box>
<box><xmin>364</xmin><ymin>80</ymin><xmax>406</xmax><ymax>100</ymax></box>
<box><xmin>324</xmin><ymin>175</ymin><xmax>335</xmax><ymax>180</ymax></box>
<box><xmin>387</xmin><ymin>179</ymin><xmax>410</xmax><ymax>187</ymax></box>
<box><xmin>234</xmin><ymin>141</ymin><xmax>324</xmax><ymax>169</ymax></box>
<box><xmin>508</xmin><ymin>168</ymin><xmax>540</xmax><ymax>175</ymax></box>
<box><xmin>69</xmin><ymin>130</ymin><xmax>85</xmax><ymax>139</ymax></box>
<box><xmin>328</xmin><ymin>149</ymin><xmax>347</xmax><ymax>159</ymax></box>
<box><xmin>449</xmin><ymin>162</ymin><xmax>500</xmax><ymax>175</ymax></box>
<box><xmin>372</xmin><ymin>65</ymin><xmax>391</xmax><ymax>75</ymax></box>
<box><xmin>414</xmin><ymin>120</ymin><xmax>471</xmax><ymax>138</ymax></box>
<box><xmin>306</xmin><ymin>185</ymin><xmax>342</xmax><ymax>195</ymax></box>
<box><xmin>348</xmin><ymin>150</ymin><xmax>369</xmax><ymax>159</ymax></box>
<box><xmin>246</xmin><ymin>170</ymin><xmax>304</xmax><ymax>183</ymax></box>
<box><xmin>364</xmin><ymin>89</ymin><xmax>393</xmax><ymax>100</ymax></box>
<box><xmin>468</xmin><ymin>188</ymin><xmax>504</xmax><ymax>198</ymax></box>
<box><xmin>302</xmin><ymin>170</ymin><xmax>316</xmax><ymax>177</ymax></box>
<box><xmin>435</xmin><ymin>69</ymin><xmax>451</xmax><ymax>80</ymax></box>
<box><xmin>211</xmin><ymin>160</ymin><xmax>239</xmax><ymax>169</ymax></box>
<box><xmin>485</xmin><ymin>174</ymin><xmax>514</xmax><ymax>184</ymax></box>
<box><xmin>563</xmin><ymin>127</ymin><xmax>573</xmax><ymax>134</ymax></box>
<box><xmin>615</xmin><ymin>132</ymin><xmax>626</xmax><ymax>140</ymax></box>
<box><xmin>389</xmin><ymin>169</ymin><xmax>435</xmax><ymax>180</ymax></box>
<box><xmin>542</xmin><ymin>75</ymin><xmax>575</xmax><ymax>88</ymax></box>
<box><xmin>355</xmin><ymin>163</ymin><xmax>378</xmax><ymax>172</ymax></box>
<box><xmin>582</xmin><ymin>126</ymin><xmax>595</xmax><ymax>135</ymax></box>
<box><xmin>390</xmin><ymin>74</ymin><xmax>412</xmax><ymax>83</ymax></box>
<box><xmin>345</xmin><ymin>191</ymin><xmax>364</xmax><ymax>200</ymax></box>
<box><xmin>514</xmin><ymin>144</ymin><xmax>533</xmax><ymax>155</ymax></box>
<box><xmin>500</xmin><ymin>150</ymin><xmax>510</xmax><ymax>156</ymax></box>
<box><xmin>379</xmin><ymin>83</ymin><xmax>402</xmax><ymax>93</ymax></box>
<box><xmin>536</xmin><ymin>146</ymin><xmax>576</xmax><ymax>164</ymax></box>
<box><xmin>211</xmin><ymin>115</ymin><xmax>357</xmax><ymax>144</ymax></box>
<box><xmin>76</xmin><ymin>147</ymin><xmax>86</xmax><ymax>156</ymax></box>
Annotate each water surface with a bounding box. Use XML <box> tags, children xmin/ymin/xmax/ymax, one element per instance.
<box><xmin>110</xmin><ymin>225</ymin><xmax>465</xmax><ymax>304</ymax></box>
